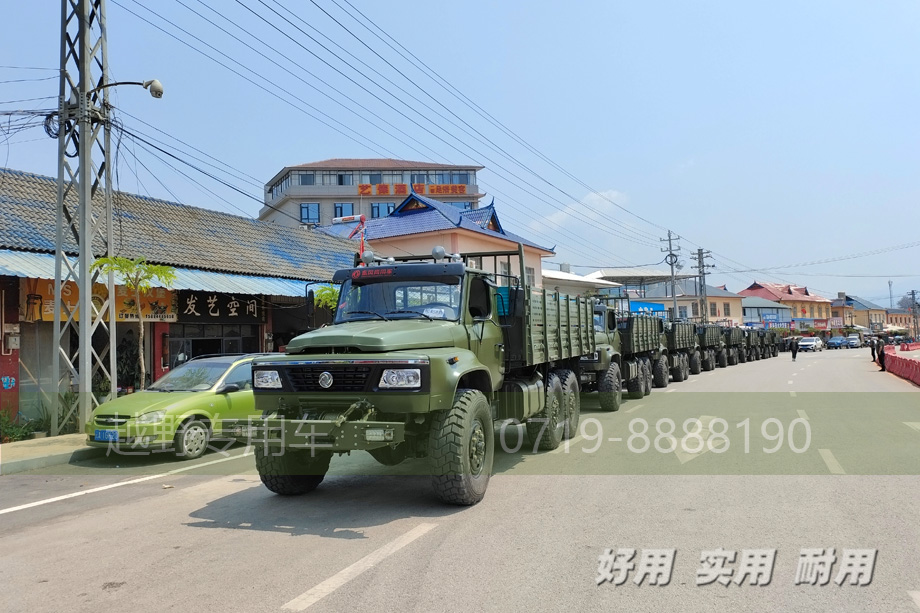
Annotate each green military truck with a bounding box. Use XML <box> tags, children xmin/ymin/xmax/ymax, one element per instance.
<box><xmin>696</xmin><ymin>324</ymin><xmax>723</xmax><ymax>372</ymax></box>
<box><xmin>721</xmin><ymin>327</ymin><xmax>744</xmax><ymax>366</ymax></box>
<box><xmin>243</xmin><ymin>246</ymin><xmax>595</xmax><ymax>506</ymax></box>
<box><xmin>763</xmin><ymin>330</ymin><xmax>780</xmax><ymax>357</ymax></box>
<box><xmin>620</xmin><ymin>313</ymin><xmax>670</xmax><ymax>395</ymax></box>
<box><xmin>663</xmin><ymin>321</ymin><xmax>696</xmax><ymax>382</ymax></box>
<box><xmin>579</xmin><ymin>301</ymin><xmax>668</xmax><ymax>408</ymax></box>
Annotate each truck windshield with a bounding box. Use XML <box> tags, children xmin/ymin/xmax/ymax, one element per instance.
<box><xmin>334</xmin><ymin>276</ymin><xmax>463</xmax><ymax>323</ymax></box>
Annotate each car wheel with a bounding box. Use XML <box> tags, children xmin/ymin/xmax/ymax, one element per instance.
<box><xmin>174</xmin><ymin>418</ymin><xmax>210</xmax><ymax>460</ymax></box>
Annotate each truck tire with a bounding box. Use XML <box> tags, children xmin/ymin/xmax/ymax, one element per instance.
<box><xmin>558</xmin><ymin>369</ymin><xmax>580</xmax><ymax>439</ymax></box>
<box><xmin>689</xmin><ymin>350</ymin><xmax>702</xmax><ymax>375</ymax></box>
<box><xmin>682</xmin><ymin>354</ymin><xmax>691</xmax><ymax>380</ymax></box>
<box><xmin>739</xmin><ymin>348</ymin><xmax>747</xmax><ymax>363</ymax></box>
<box><xmin>754</xmin><ymin>347</ymin><xmax>761</xmax><ymax>360</ymax></box>
<box><xmin>671</xmin><ymin>353</ymin><xmax>685</xmax><ymax>383</ymax></box>
<box><xmin>728</xmin><ymin>348</ymin><xmax>738</xmax><ymax>366</ymax></box>
<box><xmin>626</xmin><ymin>372</ymin><xmax>643</xmax><ymax>399</ymax></box>
<box><xmin>598</xmin><ymin>362</ymin><xmax>623</xmax><ymax>412</ymax></box>
<box><xmin>429</xmin><ymin>389</ymin><xmax>494</xmax><ymax>505</ymax></box>
<box><xmin>718</xmin><ymin>350</ymin><xmax>728</xmax><ymax>368</ymax></box>
<box><xmin>255</xmin><ymin>446</ymin><xmax>332</xmax><ymax>496</ymax></box>
<box><xmin>642</xmin><ymin>358</ymin><xmax>653</xmax><ymax>396</ymax></box>
<box><xmin>701</xmin><ymin>351</ymin><xmax>713</xmax><ymax>372</ymax></box>
<box><xmin>653</xmin><ymin>355</ymin><xmax>669</xmax><ymax>388</ymax></box>
<box><xmin>773</xmin><ymin>346</ymin><xmax>778</xmax><ymax>357</ymax></box>
<box><xmin>526</xmin><ymin>373</ymin><xmax>565</xmax><ymax>451</ymax></box>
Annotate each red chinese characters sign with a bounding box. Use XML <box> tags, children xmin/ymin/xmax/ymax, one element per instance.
<box><xmin>360</xmin><ymin>183</ymin><xmax>466</xmax><ymax>196</ymax></box>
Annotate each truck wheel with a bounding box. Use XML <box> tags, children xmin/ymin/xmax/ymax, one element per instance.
<box><xmin>728</xmin><ymin>348</ymin><xmax>738</xmax><ymax>366</ymax></box>
<box><xmin>718</xmin><ymin>350</ymin><xmax>728</xmax><ymax>368</ymax></box>
<box><xmin>255</xmin><ymin>447</ymin><xmax>332</xmax><ymax>496</ymax></box>
<box><xmin>689</xmin><ymin>350</ymin><xmax>702</xmax><ymax>375</ymax></box>
<box><xmin>429</xmin><ymin>389</ymin><xmax>494</xmax><ymax>505</ymax></box>
<box><xmin>526</xmin><ymin>373</ymin><xmax>565</xmax><ymax>451</ymax></box>
<box><xmin>653</xmin><ymin>355</ymin><xmax>669</xmax><ymax>388</ymax></box>
<box><xmin>558</xmin><ymin>369</ymin><xmax>580</xmax><ymax>439</ymax></box>
<box><xmin>682</xmin><ymin>354</ymin><xmax>690</xmax><ymax>380</ymax></box>
<box><xmin>739</xmin><ymin>348</ymin><xmax>747</xmax><ymax>363</ymax></box>
<box><xmin>671</xmin><ymin>354</ymin><xmax>685</xmax><ymax>383</ymax></box>
<box><xmin>598</xmin><ymin>362</ymin><xmax>622</xmax><ymax>411</ymax></box>
<box><xmin>773</xmin><ymin>346</ymin><xmax>778</xmax><ymax>357</ymax></box>
<box><xmin>642</xmin><ymin>358</ymin><xmax>653</xmax><ymax>396</ymax></box>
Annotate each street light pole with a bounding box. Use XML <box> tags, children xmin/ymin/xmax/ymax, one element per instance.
<box><xmin>51</xmin><ymin>0</ymin><xmax>161</xmax><ymax>434</ymax></box>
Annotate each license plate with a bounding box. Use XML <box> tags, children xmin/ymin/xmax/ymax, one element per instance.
<box><xmin>94</xmin><ymin>429</ymin><xmax>119</xmax><ymax>442</ymax></box>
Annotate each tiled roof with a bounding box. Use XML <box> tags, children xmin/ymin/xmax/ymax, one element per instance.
<box><xmin>291</xmin><ymin>158</ymin><xmax>483</xmax><ymax>170</ymax></box>
<box><xmin>316</xmin><ymin>193</ymin><xmax>552</xmax><ymax>253</ymax></box>
<box><xmin>643</xmin><ymin>280</ymin><xmax>741</xmax><ymax>299</ymax></box>
<box><xmin>0</xmin><ymin>167</ymin><xmax>356</xmax><ymax>281</ymax></box>
<box><xmin>738</xmin><ymin>281</ymin><xmax>831</xmax><ymax>303</ymax></box>
<box><xmin>586</xmin><ymin>267</ymin><xmax>696</xmax><ymax>284</ymax></box>
<box><xmin>845</xmin><ymin>295</ymin><xmax>887</xmax><ymax>311</ymax></box>
<box><xmin>741</xmin><ymin>296</ymin><xmax>793</xmax><ymax>310</ymax></box>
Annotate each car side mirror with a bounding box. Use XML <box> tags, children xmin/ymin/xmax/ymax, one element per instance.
<box><xmin>217</xmin><ymin>383</ymin><xmax>240</xmax><ymax>394</ymax></box>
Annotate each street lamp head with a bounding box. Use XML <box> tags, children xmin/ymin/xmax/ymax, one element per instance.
<box><xmin>142</xmin><ymin>79</ymin><xmax>164</xmax><ymax>98</ymax></box>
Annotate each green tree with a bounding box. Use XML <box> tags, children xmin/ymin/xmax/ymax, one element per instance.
<box><xmin>91</xmin><ymin>257</ymin><xmax>176</xmax><ymax>390</ymax></box>
<box><xmin>314</xmin><ymin>285</ymin><xmax>339</xmax><ymax>311</ymax></box>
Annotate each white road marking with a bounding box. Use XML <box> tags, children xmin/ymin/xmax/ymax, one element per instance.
<box><xmin>673</xmin><ymin>416</ymin><xmax>716</xmax><ymax>464</ymax></box>
<box><xmin>904</xmin><ymin>423</ymin><xmax>920</xmax><ymax>434</ymax></box>
<box><xmin>665</xmin><ymin>388</ymin><xmax>677</xmax><ymax>393</ymax></box>
<box><xmin>688</xmin><ymin>378</ymin><xmax>699</xmax><ymax>383</ymax></box>
<box><xmin>550</xmin><ymin>435</ymin><xmax>584</xmax><ymax>454</ymax></box>
<box><xmin>282</xmin><ymin>523</ymin><xmax>438</xmax><ymax>611</ymax></box>
<box><xmin>793</xmin><ymin>373</ymin><xmax>798</xmax><ymax>376</ymax></box>
<box><xmin>625</xmin><ymin>403</ymin><xmax>644</xmax><ymax>413</ymax></box>
<box><xmin>797</xmin><ymin>409</ymin><xmax>809</xmax><ymax>420</ymax></box>
<box><xmin>788</xmin><ymin>380</ymin><xmax>794</xmax><ymax>385</ymax></box>
<box><xmin>0</xmin><ymin>450</ymin><xmax>253</xmax><ymax>516</ymax></box>
<box><xmin>907</xmin><ymin>591</ymin><xmax>920</xmax><ymax>610</ymax></box>
<box><xmin>819</xmin><ymin>449</ymin><xmax>846</xmax><ymax>475</ymax></box>
<box><xmin>789</xmin><ymin>391</ymin><xmax>797</xmax><ymax>397</ymax></box>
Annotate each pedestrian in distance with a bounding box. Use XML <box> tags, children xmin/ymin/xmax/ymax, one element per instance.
<box><xmin>791</xmin><ymin>337</ymin><xmax>799</xmax><ymax>362</ymax></box>
<box><xmin>878</xmin><ymin>339</ymin><xmax>886</xmax><ymax>372</ymax></box>
<box><xmin>870</xmin><ymin>337</ymin><xmax>877</xmax><ymax>362</ymax></box>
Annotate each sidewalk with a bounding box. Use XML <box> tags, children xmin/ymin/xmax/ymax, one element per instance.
<box><xmin>0</xmin><ymin>433</ymin><xmax>104</xmax><ymax>475</ymax></box>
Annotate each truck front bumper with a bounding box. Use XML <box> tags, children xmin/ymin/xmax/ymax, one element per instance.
<box><xmin>228</xmin><ymin>417</ymin><xmax>406</xmax><ymax>453</ymax></box>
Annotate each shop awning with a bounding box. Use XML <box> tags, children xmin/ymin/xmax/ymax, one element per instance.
<box><xmin>0</xmin><ymin>249</ymin><xmax>328</xmax><ymax>297</ymax></box>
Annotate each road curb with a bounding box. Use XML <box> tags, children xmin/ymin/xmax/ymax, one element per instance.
<box><xmin>0</xmin><ymin>446</ymin><xmax>107</xmax><ymax>476</ymax></box>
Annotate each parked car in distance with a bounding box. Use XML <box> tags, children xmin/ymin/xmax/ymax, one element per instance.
<box><xmin>85</xmin><ymin>354</ymin><xmax>265</xmax><ymax>460</ymax></box>
<box><xmin>798</xmin><ymin>337</ymin><xmax>823</xmax><ymax>352</ymax></box>
<box><xmin>827</xmin><ymin>336</ymin><xmax>848</xmax><ymax>349</ymax></box>
<box><xmin>847</xmin><ymin>335</ymin><xmax>862</xmax><ymax>348</ymax></box>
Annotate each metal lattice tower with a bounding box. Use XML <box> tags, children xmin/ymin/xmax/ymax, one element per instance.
<box><xmin>51</xmin><ymin>0</ymin><xmax>117</xmax><ymax>434</ymax></box>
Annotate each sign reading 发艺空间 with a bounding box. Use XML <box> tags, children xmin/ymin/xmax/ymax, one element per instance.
<box><xmin>176</xmin><ymin>290</ymin><xmax>265</xmax><ymax>324</ymax></box>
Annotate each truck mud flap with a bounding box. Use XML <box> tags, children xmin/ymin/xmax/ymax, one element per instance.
<box><xmin>229</xmin><ymin>418</ymin><xmax>406</xmax><ymax>452</ymax></box>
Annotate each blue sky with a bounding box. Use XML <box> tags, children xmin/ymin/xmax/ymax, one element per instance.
<box><xmin>3</xmin><ymin>0</ymin><xmax>919</xmax><ymax>304</ymax></box>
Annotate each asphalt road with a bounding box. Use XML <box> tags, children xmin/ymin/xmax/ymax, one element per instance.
<box><xmin>3</xmin><ymin>346</ymin><xmax>920</xmax><ymax>612</ymax></box>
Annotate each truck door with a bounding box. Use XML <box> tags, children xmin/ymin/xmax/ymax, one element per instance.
<box><xmin>467</xmin><ymin>275</ymin><xmax>504</xmax><ymax>388</ymax></box>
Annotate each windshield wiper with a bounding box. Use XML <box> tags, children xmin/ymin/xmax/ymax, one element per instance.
<box><xmin>386</xmin><ymin>310</ymin><xmax>433</xmax><ymax>320</ymax></box>
<box><xmin>344</xmin><ymin>310</ymin><xmax>389</xmax><ymax>321</ymax></box>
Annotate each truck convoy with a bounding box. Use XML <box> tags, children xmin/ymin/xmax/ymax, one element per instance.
<box><xmin>241</xmin><ymin>246</ymin><xmax>784</xmax><ymax>506</ymax></box>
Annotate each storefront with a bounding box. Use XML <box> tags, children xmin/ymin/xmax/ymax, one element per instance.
<box><xmin>165</xmin><ymin>290</ymin><xmax>267</xmax><ymax>370</ymax></box>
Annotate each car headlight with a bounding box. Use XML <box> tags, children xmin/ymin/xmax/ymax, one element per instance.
<box><xmin>254</xmin><ymin>370</ymin><xmax>283</xmax><ymax>389</ymax></box>
<box><xmin>379</xmin><ymin>368</ymin><xmax>421</xmax><ymax>389</ymax></box>
<box><xmin>135</xmin><ymin>410</ymin><xmax>165</xmax><ymax>424</ymax></box>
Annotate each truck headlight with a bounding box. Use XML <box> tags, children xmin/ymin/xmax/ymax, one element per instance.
<box><xmin>135</xmin><ymin>410</ymin><xmax>165</xmax><ymax>424</ymax></box>
<box><xmin>254</xmin><ymin>370</ymin><xmax>283</xmax><ymax>389</ymax></box>
<box><xmin>379</xmin><ymin>369</ymin><xmax>421</xmax><ymax>389</ymax></box>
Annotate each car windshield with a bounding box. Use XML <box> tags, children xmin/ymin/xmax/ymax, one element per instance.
<box><xmin>334</xmin><ymin>275</ymin><xmax>462</xmax><ymax>323</ymax></box>
<box><xmin>831</xmin><ymin>337</ymin><xmax>844</xmax><ymax>341</ymax></box>
<box><xmin>148</xmin><ymin>361</ymin><xmax>232</xmax><ymax>392</ymax></box>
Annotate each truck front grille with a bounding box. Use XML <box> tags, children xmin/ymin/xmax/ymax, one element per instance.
<box><xmin>286</xmin><ymin>365</ymin><xmax>372</xmax><ymax>392</ymax></box>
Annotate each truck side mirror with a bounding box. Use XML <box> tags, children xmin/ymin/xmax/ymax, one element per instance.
<box><xmin>306</xmin><ymin>289</ymin><xmax>315</xmax><ymax>318</ymax></box>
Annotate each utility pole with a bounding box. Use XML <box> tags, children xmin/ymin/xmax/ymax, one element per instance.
<box><xmin>889</xmin><ymin>280</ymin><xmax>894</xmax><ymax>309</ymax></box>
<box><xmin>661</xmin><ymin>231</ymin><xmax>681</xmax><ymax>321</ymax></box>
<box><xmin>912</xmin><ymin>290</ymin><xmax>919</xmax><ymax>340</ymax></box>
<box><xmin>51</xmin><ymin>0</ymin><xmax>117</xmax><ymax>434</ymax></box>
<box><xmin>691</xmin><ymin>248</ymin><xmax>714</xmax><ymax>323</ymax></box>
